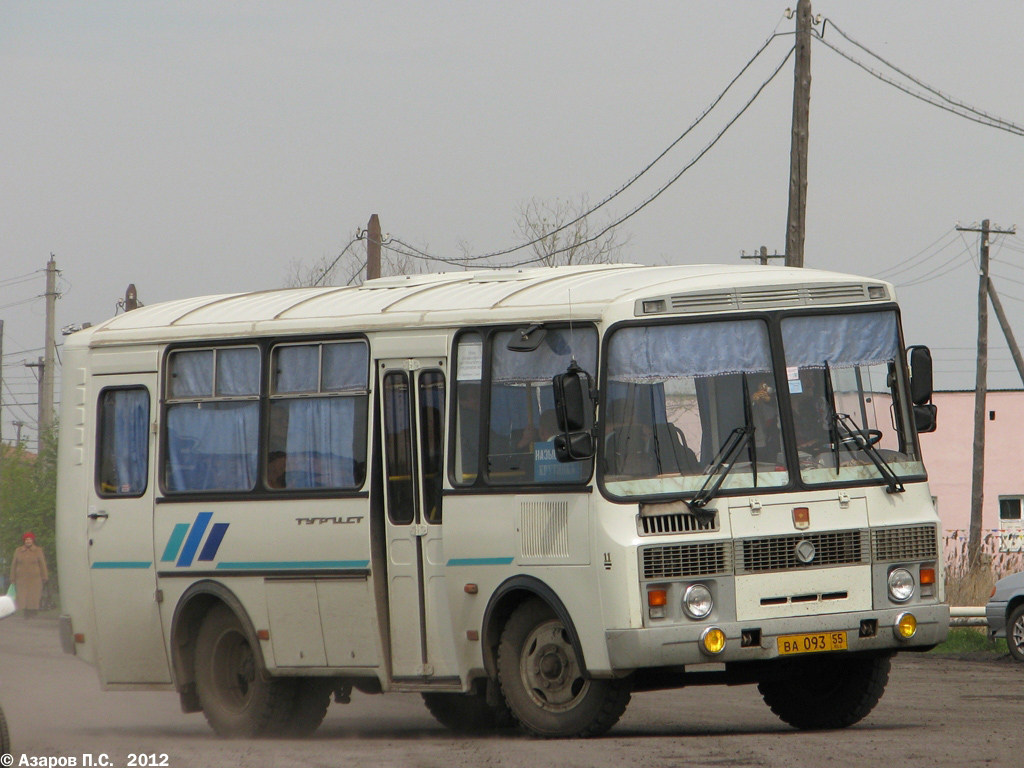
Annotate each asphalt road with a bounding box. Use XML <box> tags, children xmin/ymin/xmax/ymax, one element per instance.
<box><xmin>1</xmin><ymin>615</ymin><xmax>1021</xmax><ymax>768</ymax></box>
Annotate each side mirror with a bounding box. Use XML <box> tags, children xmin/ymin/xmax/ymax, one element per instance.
<box><xmin>552</xmin><ymin>362</ymin><xmax>596</xmax><ymax>462</ymax></box>
<box><xmin>908</xmin><ymin>345</ymin><xmax>934</xmax><ymax>406</ymax></box>
<box><xmin>553</xmin><ymin>364</ymin><xmax>591</xmax><ymax>432</ymax></box>
<box><xmin>914</xmin><ymin>404</ymin><xmax>937</xmax><ymax>434</ymax></box>
<box><xmin>555</xmin><ymin>432</ymin><xmax>594</xmax><ymax>462</ymax></box>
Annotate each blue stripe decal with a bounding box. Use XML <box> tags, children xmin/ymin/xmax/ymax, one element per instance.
<box><xmin>176</xmin><ymin>511</ymin><xmax>213</xmax><ymax>567</ymax></box>
<box><xmin>161</xmin><ymin>523</ymin><xmax>190</xmax><ymax>562</ymax></box>
<box><xmin>446</xmin><ymin>557</ymin><xmax>514</xmax><ymax>567</ymax></box>
<box><xmin>215</xmin><ymin>560</ymin><xmax>370</xmax><ymax>570</ymax></box>
<box><xmin>198</xmin><ymin>523</ymin><xmax>230</xmax><ymax>561</ymax></box>
<box><xmin>91</xmin><ymin>561</ymin><xmax>153</xmax><ymax>569</ymax></box>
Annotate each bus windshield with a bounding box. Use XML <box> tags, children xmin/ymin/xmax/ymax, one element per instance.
<box><xmin>604</xmin><ymin>318</ymin><xmax>787</xmax><ymax>497</ymax></box>
<box><xmin>602</xmin><ymin>311</ymin><xmax>924</xmax><ymax>498</ymax></box>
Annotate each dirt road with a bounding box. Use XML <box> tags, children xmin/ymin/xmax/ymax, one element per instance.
<box><xmin>1</xmin><ymin>616</ymin><xmax>1021</xmax><ymax>767</ymax></box>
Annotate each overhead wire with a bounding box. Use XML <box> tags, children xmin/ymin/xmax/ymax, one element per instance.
<box><xmin>312</xmin><ymin>235</ymin><xmax>363</xmax><ymax>287</ymax></box>
<box><xmin>871</xmin><ymin>228</ymin><xmax>959</xmax><ymax>280</ymax></box>
<box><xmin>814</xmin><ymin>24</ymin><xmax>1024</xmax><ymax>137</ymax></box>
<box><xmin>822</xmin><ymin>19</ymin><xmax>1023</xmax><ymax>133</ymax></box>
<box><xmin>896</xmin><ymin>240</ymin><xmax>975</xmax><ymax>287</ymax></box>
<box><xmin>381</xmin><ymin>41</ymin><xmax>797</xmax><ymax>269</ymax></box>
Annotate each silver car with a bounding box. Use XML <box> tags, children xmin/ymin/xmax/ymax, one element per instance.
<box><xmin>986</xmin><ymin>571</ymin><xmax>1024</xmax><ymax>662</ymax></box>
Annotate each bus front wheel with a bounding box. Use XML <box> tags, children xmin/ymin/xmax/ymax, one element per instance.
<box><xmin>194</xmin><ymin>604</ymin><xmax>295</xmax><ymax>738</ymax></box>
<box><xmin>497</xmin><ymin>599</ymin><xmax>631</xmax><ymax>738</ymax></box>
<box><xmin>758</xmin><ymin>653</ymin><xmax>891</xmax><ymax>730</ymax></box>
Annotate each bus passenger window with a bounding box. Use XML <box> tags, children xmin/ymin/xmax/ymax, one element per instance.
<box><xmin>97</xmin><ymin>387</ymin><xmax>150</xmax><ymax>497</ymax></box>
<box><xmin>267</xmin><ymin>341</ymin><xmax>369</xmax><ymax>491</ymax></box>
<box><xmin>164</xmin><ymin>346</ymin><xmax>260</xmax><ymax>492</ymax></box>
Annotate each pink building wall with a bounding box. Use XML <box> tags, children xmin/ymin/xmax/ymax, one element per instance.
<box><xmin>918</xmin><ymin>390</ymin><xmax>1024</xmax><ymax>537</ymax></box>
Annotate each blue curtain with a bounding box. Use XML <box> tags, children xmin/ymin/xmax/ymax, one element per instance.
<box><xmin>110</xmin><ymin>388</ymin><xmax>149</xmax><ymax>494</ymax></box>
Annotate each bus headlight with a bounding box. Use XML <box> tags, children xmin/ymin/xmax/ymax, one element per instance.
<box><xmin>682</xmin><ymin>584</ymin><xmax>713</xmax><ymax>620</ymax></box>
<box><xmin>887</xmin><ymin>568</ymin><xmax>915</xmax><ymax>602</ymax></box>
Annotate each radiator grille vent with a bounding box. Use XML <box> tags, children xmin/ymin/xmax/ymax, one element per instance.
<box><xmin>639</xmin><ymin>511</ymin><xmax>717</xmax><ymax>536</ymax></box>
<box><xmin>641</xmin><ymin>542</ymin><xmax>731</xmax><ymax>580</ymax></box>
<box><xmin>871</xmin><ymin>524</ymin><xmax>938</xmax><ymax>562</ymax></box>
<box><xmin>737</xmin><ymin>530</ymin><xmax>868</xmax><ymax>574</ymax></box>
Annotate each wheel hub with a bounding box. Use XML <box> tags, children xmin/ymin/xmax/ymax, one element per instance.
<box><xmin>520</xmin><ymin>620</ymin><xmax>589</xmax><ymax>710</ymax></box>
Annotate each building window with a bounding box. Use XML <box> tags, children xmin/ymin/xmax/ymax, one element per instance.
<box><xmin>999</xmin><ymin>496</ymin><xmax>1023</xmax><ymax>522</ymax></box>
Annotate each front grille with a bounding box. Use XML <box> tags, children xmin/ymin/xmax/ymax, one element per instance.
<box><xmin>736</xmin><ymin>530</ymin><xmax>868</xmax><ymax>574</ymax></box>
<box><xmin>872</xmin><ymin>524</ymin><xmax>938</xmax><ymax>562</ymax></box>
<box><xmin>641</xmin><ymin>542</ymin><xmax>731</xmax><ymax>580</ymax></box>
<box><xmin>638</xmin><ymin>511</ymin><xmax>717</xmax><ymax>536</ymax></box>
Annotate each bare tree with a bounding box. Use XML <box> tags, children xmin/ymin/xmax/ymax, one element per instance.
<box><xmin>514</xmin><ymin>194</ymin><xmax>629</xmax><ymax>267</ymax></box>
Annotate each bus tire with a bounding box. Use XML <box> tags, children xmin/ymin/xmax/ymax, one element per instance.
<box><xmin>758</xmin><ymin>653</ymin><xmax>891</xmax><ymax>730</ymax></box>
<box><xmin>273</xmin><ymin>679</ymin><xmax>333</xmax><ymax>738</ymax></box>
<box><xmin>497</xmin><ymin>598</ymin><xmax>631</xmax><ymax>738</ymax></box>
<box><xmin>194</xmin><ymin>604</ymin><xmax>295</xmax><ymax>738</ymax></box>
<box><xmin>422</xmin><ymin>690</ymin><xmax>514</xmax><ymax>733</ymax></box>
<box><xmin>0</xmin><ymin>703</ymin><xmax>10</xmax><ymax>755</ymax></box>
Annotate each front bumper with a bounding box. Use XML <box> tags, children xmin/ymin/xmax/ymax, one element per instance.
<box><xmin>986</xmin><ymin>601</ymin><xmax>1007</xmax><ymax>639</ymax></box>
<box><xmin>606</xmin><ymin>603</ymin><xmax>949</xmax><ymax>669</ymax></box>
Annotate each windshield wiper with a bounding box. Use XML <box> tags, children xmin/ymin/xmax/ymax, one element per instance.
<box><xmin>822</xmin><ymin>361</ymin><xmax>904</xmax><ymax>494</ymax></box>
<box><xmin>688</xmin><ymin>425</ymin><xmax>755</xmax><ymax>514</ymax></box>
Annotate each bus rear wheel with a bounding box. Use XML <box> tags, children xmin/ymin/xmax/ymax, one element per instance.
<box><xmin>497</xmin><ymin>599</ymin><xmax>631</xmax><ymax>738</ymax></box>
<box><xmin>758</xmin><ymin>653</ymin><xmax>891</xmax><ymax>730</ymax></box>
<box><xmin>194</xmin><ymin>604</ymin><xmax>295</xmax><ymax>738</ymax></box>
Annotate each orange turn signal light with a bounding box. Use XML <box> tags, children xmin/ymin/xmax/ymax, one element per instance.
<box><xmin>920</xmin><ymin>568</ymin><xmax>935</xmax><ymax>585</ymax></box>
<box><xmin>648</xmin><ymin>589</ymin><xmax>668</xmax><ymax>607</ymax></box>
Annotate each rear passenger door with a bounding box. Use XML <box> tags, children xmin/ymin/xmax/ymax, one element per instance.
<box><xmin>87</xmin><ymin>373</ymin><xmax>171</xmax><ymax>684</ymax></box>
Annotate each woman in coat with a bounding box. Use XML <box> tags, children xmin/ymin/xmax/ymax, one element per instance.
<box><xmin>10</xmin><ymin>532</ymin><xmax>48</xmax><ymax>618</ymax></box>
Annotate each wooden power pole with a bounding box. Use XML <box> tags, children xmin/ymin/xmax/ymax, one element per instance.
<box><xmin>785</xmin><ymin>0</ymin><xmax>813</xmax><ymax>268</ymax></box>
<box><xmin>41</xmin><ymin>255</ymin><xmax>57</xmax><ymax>439</ymax></box>
<box><xmin>959</xmin><ymin>220</ymin><xmax>1016</xmax><ymax>567</ymax></box>
<box><xmin>366</xmin><ymin>214</ymin><xmax>382</xmax><ymax>281</ymax></box>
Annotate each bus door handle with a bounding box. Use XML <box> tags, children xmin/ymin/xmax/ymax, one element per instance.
<box><xmin>87</xmin><ymin>510</ymin><xmax>109</xmax><ymax>520</ymax></box>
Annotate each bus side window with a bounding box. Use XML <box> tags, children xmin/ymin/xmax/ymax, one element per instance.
<box><xmin>96</xmin><ymin>387</ymin><xmax>150</xmax><ymax>497</ymax></box>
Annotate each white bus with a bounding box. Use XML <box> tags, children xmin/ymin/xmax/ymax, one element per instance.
<box><xmin>56</xmin><ymin>263</ymin><xmax>947</xmax><ymax>738</ymax></box>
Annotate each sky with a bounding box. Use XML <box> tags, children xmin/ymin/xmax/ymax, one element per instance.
<box><xmin>3</xmin><ymin>1</ymin><xmax>1024</xmax><ymax>445</ymax></box>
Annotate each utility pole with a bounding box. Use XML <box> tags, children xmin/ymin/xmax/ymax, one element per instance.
<box><xmin>987</xmin><ymin>277</ymin><xmax>1024</xmax><ymax>385</ymax></box>
<box><xmin>41</xmin><ymin>255</ymin><xmax>58</xmax><ymax>439</ymax></box>
<box><xmin>366</xmin><ymin>214</ymin><xmax>382</xmax><ymax>281</ymax></box>
<box><xmin>785</xmin><ymin>0</ymin><xmax>813</xmax><ymax>268</ymax></box>
<box><xmin>741</xmin><ymin>246</ymin><xmax>785</xmax><ymax>266</ymax></box>
<box><xmin>958</xmin><ymin>220</ymin><xmax>1016</xmax><ymax>568</ymax></box>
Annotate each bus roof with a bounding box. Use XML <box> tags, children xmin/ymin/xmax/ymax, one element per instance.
<box><xmin>73</xmin><ymin>263</ymin><xmax>895</xmax><ymax>347</ymax></box>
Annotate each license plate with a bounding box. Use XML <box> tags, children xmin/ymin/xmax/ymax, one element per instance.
<box><xmin>777</xmin><ymin>631</ymin><xmax>848</xmax><ymax>656</ymax></box>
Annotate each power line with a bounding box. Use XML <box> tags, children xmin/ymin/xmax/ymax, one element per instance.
<box><xmin>382</xmin><ymin>42</ymin><xmax>797</xmax><ymax>269</ymax></box>
<box><xmin>895</xmin><ymin>241</ymin><xmax>975</xmax><ymax>287</ymax></box>
<box><xmin>871</xmin><ymin>228</ymin><xmax>959</xmax><ymax>279</ymax></box>
<box><xmin>822</xmin><ymin>19</ymin><xmax>1024</xmax><ymax>133</ymax></box>
<box><xmin>815</xmin><ymin>22</ymin><xmax>1024</xmax><ymax>137</ymax></box>
<box><xmin>312</xmin><ymin>235</ymin><xmax>363</xmax><ymax>287</ymax></box>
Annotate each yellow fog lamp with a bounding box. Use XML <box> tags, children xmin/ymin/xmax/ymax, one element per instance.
<box><xmin>700</xmin><ymin>626</ymin><xmax>727</xmax><ymax>655</ymax></box>
<box><xmin>893</xmin><ymin>612</ymin><xmax>917</xmax><ymax>640</ymax></box>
